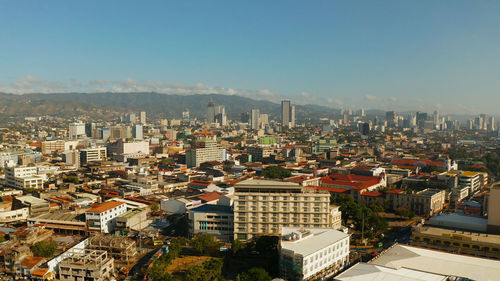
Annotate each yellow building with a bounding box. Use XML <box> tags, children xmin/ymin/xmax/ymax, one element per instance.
<box><xmin>411</xmin><ymin>226</ymin><xmax>500</xmax><ymax>259</ymax></box>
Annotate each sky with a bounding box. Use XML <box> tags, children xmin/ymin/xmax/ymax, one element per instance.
<box><xmin>0</xmin><ymin>0</ymin><xmax>499</xmax><ymax>115</ymax></box>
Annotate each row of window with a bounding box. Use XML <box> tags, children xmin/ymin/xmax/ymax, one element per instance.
<box><xmin>237</xmin><ymin>195</ymin><xmax>326</xmax><ymax>201</ymax></box>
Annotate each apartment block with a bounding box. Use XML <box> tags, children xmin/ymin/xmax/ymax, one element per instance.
<box><xmin>186</xmin><ymin>142</ymin><xmax>226</xmax><ymax>168</ymax></box>
<box><xmin>390</xmin><ymin>189</ymin><xmax>446</xmax><ymax>216</ymax></box>
<box><xmin>233</xmin><ymin>179</ymin><xmax>341</xmax><ymax>241</ymax></box>
<box><xmin>280</xmin><ymin>228</ymin><xmax>350</xmax><ymax>281</ymax></box>
<box><xmin>5</xmin><ymin>166</ymin><xmax>46</xmax><ymax>190</ymax></box>
<box><xmin>188</xmin><ymin>204</ymin><xmax>234</xmax><ymax>242</ymax></box>
<box><xmin>80</xmin><ymin>147</ymin><xmax>107</xmax><ymax>164</ymax></box>
<box><xmin>58</xmin><ymin>249</ymin><xmax>115</xmax><ymax>281</ymax></box>
<box><xmin>86</xmin><ymin>201</ymin><xmax>127</xmax><ymax>233</ymax></box>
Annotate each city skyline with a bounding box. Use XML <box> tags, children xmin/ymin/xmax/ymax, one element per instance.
<box><xmin>1</xmin><ymin>1</ymin><xmax>500</xmax><ymax>115</ymax></box>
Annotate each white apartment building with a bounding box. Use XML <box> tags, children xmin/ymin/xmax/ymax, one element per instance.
<box><xmin>280</xmin><ymin>227</ymin><xmax>350</xmax><ymax>281</ymax></box>
<box><xmin>5</xmin><ymin>166</ymin><xmax>46</xmax><ymax>189</ymax></box>
<box><xmin>86</xmin><ymin>201</ymin><xmax>127</xmax><ymax>233</ymax></box>
<box><xmin>80</xmin><ymin>147</ymin><xmax>107</xmax><ymax>164</ymax></box>
<box><xmin>233</xmin><ymin>179</ymin><xmax>341</xmax><ymax>241</ymax></box>
<box><xmin>69</xmin><ymin>122</ymin><xmax>86</xmax><ymax>140</ymax></box>
<box><xmin>458</xmin><ymin>171</ymin><xmax>482</xmax><ymax>192</ymax></box>
<box><xmin>186</xmin><ymin>142</ymin><xmax>226</xmax><ymax>168</ymax></box>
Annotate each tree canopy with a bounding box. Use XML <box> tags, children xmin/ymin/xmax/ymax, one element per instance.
<box><xmin>261</xmin><ymin>166</ymin><xmax>291</xmax><ymax>179</ymax></box>
<box><xmin>31</xmin><ymin>240</ymin><xmax>57</xmax><ymax>258</ymax></box>
<box><xmin>237</xmin><ymin>267</ymin><xmax>272</xmax><ymax>281</ymax></box>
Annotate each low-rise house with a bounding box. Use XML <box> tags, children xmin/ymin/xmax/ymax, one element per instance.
<box><xmin>86</xmin><ymin>201</ymin><xmax>127</xmax><ymax>233</ymax></box>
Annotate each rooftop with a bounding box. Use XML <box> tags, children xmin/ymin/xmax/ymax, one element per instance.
<box><xmin>281</xmin><ymin>227</ymin><xmax>349</xmax><ymax>257</ymax></box>
<box><xmin>335</xmin><ymin>262</ymin><xmax>447</xmax><ymax>281</ymax></box>
<box><xmin>415</xmin><ymin>226</ymin><xmax>500</xmax><ymax>245</ymax></box>
<box><xmin>370</xmin><ymin>244</ymin><xmax>500</xmax><ymax>281</ymax></box>
<box><xmin>190</xmin><ymin>204</ymin><xmax>233</xmax><ymax>214</ymax></box>
<box><xmin>86</xmin><ymin>201</ymin><xmax>124</xmax><ymax>213</ymax></box>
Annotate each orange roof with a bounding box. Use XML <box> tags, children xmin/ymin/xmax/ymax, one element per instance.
<box><xmin>320</xmin><ymin>173</ymin><xmax>381</xmax><ymax>190</ymax></box>
<box><xmin>31</xmin><ymin>268</ymin><xmax>49</xmax><ymax>277</ymax></box>
<box><xmin>20</xmin><ymin>256</ymin><xmax>46</xmax><ymax>268</ymax></box>
<box><xmin>385</xmin><ymin>189</ymin><xmax>404</xmax><ymax>194</ymax></box>
<box><xmin>197</xmin><ymin>192</ymin><xmax>223</xmax><ymax>202</ymax></box>
<box><xmin>87</xmin><ymin>201</ymin><xmax>124</xmax><ymax>213</ymax></box>
<box><xmin>307</xmin><ymin>185</ymin><xmax>350</xmax><ymax>193</ymax></box>
<box><xmin>361</xmin><ymin>192</ymin><xmax>383</xmax><ymax>197</ymax></box>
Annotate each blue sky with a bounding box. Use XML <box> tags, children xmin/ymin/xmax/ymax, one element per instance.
<box><xmin>0</xmin><ymin>1</ymin><xmax>499</xmax><ymax>114</ymax></box>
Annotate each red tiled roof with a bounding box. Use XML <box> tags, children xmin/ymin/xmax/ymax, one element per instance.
<box><xmin>196</xmin><ymin>192</ymin><xmax>223</xmax><ymax>202</ymax></box>
<box><xmin>385</xmin><ymin>189</ymin><xmax>404</xmax><ymax>194</ymax></box>
<box><xmin>307</xmin><ymin>186</ymin><xmax>350</xmax><ymax>193</ymax></box>
<box><xmin>390</xmin><ymin>158</ymin><xmax>446</xmax><ymax>167</ymax></box>
<box><xmin>320</xmin><ymin>173</ymin><xmax>381</xmax><ymax>189</ymax></box>
<box><xmin>20</xmin><ymin>256</ymin><xmax>46</xmax><ymax>269</ymax></box>
<box><xmin>87</xmin><ymin>201</ymin><xmax>124</xmax><ymax>213</ymax></box>
<box><xmin>361</xmin><ymin>192</ymin><xmax>383</xmax><ymax>197</ymax></box>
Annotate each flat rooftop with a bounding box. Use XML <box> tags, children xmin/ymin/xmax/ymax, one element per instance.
<box><xmin>190</xmin><ymin>204</ymin><xmax>233</xmax><ymax>214</ymax></box>
<box><xmin>415</xmin><ymin>226</ymin><xmax>500</xmax><ymax>245</ymax></box>
<box><xmin>32</xmin><ymin>211</ymin><xmax>82</xmax><ymax>222</ymax></box>
<box><xmin>335</xmin><ymin>262</ymin><xmax>447</xmax><ymax>281</ymax></box>
<box><xmin>281</xmin><ymin>227</ymin><xmax>349</xmax><ymax>257</ymax></box>
<box><xmin>370</xmin><ymin>244</ymin><xmax>500</xmax><ymax>281</ymax></box>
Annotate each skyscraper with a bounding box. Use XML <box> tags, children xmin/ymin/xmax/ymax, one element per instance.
<box><xmin>182</xmin><ymin>109</ymin><xmax>190</xmax><ymax>124</ymax></box>
<box><xmin>281</xmin><ymin>100</ymin><xmax>295</xmax><ymax>128</ymax></box>
<box><xmin>207</xmin><ymin>99</ymin><xmax>216</xmax><ymax>123</ymax></box>
<box><xmin>251</xmin><ymin>109</ymin><xmax>260</xmax><ymax>130</ymax></box>
<box><xmin>140</xmin><ymin>111</ymin><xmax>146</xmax><ymax>125</ymax></box>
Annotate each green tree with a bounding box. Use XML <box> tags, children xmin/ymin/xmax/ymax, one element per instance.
<box><xmin>63</xmin><ymin>175</ymin><xmax>79</xmax><ymax>184</ymax></box>
<box><xmin>185</xmin><ymin>259</ymin><xmax>223</xmax><ymax>281</ymax></box>
<box><xmin>31</xmin><ymin>240</ymin><xmax>57</xmax><ymax>258</ymax></box>
<box><xmin>189</xmin><ymin>233</ymin><xmax>222</xmax><ymax>255</ymax></box>
<box><xmin>237</xmin><ymin>267</ymin><xmax>272</xmax><ymax>281</ymax></box>
<box><xmin>261</xmin><ymin>166</ymin><xmax>292</xmax><ymax>179</ymax></box>
<box><xmin>151</xmin><ymin>201</ymin><xmax>160</xmax><ymax>212</ymax></box>
<box><xmin>231</xmin><ymin>239</ymin><xmax>245</xmax><ymax>255</ymax></box>
<box><xmin>148</xmin><ymin>262</ymin><xmax>173</xmax><ymax>281</ymax></box>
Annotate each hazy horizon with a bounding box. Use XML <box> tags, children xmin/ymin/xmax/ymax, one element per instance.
<box><xmin>1</xmin><ymin>1</ymin><xmax>499</xmax><ymax>115</ymax></box>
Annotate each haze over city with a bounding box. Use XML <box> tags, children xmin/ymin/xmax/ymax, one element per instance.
<box><xmin>1</xmin><ymin>1</ymin><xmax>500</xmax><ymax>114</ymax></box>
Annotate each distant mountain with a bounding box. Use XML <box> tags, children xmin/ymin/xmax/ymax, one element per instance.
<box><xmin>0</xmin><ymin>92</ymin><xmax>341</xmax><ymax>120</ymax></box>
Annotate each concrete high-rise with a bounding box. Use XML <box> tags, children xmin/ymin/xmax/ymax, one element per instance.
<box><xmin>139</xmin><ymin>111</ymin><xmax>146</xmax><ymax>125</ymax></box>
<box><xmin>281</xmin><ymin>100</ymin><xmax>295</xmax><ymax>128</ymax></box>
<box><xmin>251</xmin><ymin>109</ymin><xmax>260</xmax><ymax>130</ymax></box>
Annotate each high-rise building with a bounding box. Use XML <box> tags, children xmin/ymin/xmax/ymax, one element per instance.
<box><xmin>182</xmin><ymin>109</ymin><xmax>190</xmax><ymax>124</ymax></box>
<box><xmin>132</xmin><ymin>124</ymin><xmax>143</xmax><ymax>140</ymax></box>
<box><xmin>260</xmin><ymin>114</ymin><xmax>269</xmax><ymax>128</ymax></box>
<box><xmin>281</xmin><ymin>100</ymin><xmax>296</xmax><ymax>128</ymax></box>
<box><xmin>207</xmin><ymin>99</ymin><xmax>216</xmax><ymax>123</ymax></box>
<box><xmin>125</xmin><ymin>113</ymin><xmax>136</xmax><ymax>124</ymax></box>
<box><xmin>69</xmin><ymin>122</ymin><xmax>86</xmax><ymax>140</ymax></box>
<box><xmin>85</xmin><ymin>122</ymin><xmax>97</xmax><ymax>138</ymax></box>
<box><xmin>185</xmin><ymin>142</ymin><xmax>226</xmax><ymax>168</ymax></box>
<box><xmin>240</xmin><ymin>112</ymin><xmax>250</xmax><ymax>123</ymax></box>
<box><xmin>488</xmin><ymin>116</ymin><xmax>496</xmax><ymax>131</ymax></box>
<box><xmin>385</xmin><ymin>111</ymin><xmax>397</xmax><ymax>128</ymax></box>
<box><xmin>251</xmin><ymin>109</ymin><xmax>261</xmax><ymax>130</ymax></box>
<box><xmin>233</xmin><ymin>179</ymin><xmax>341</xmax><ymax>240</ymax></box>
<box><xmin>140</xmin><ymin>111</ymin><xmax>146</xmax><ymax>125</ymax></box>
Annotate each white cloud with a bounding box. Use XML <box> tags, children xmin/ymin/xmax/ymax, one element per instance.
<box><xmin>364</xmin><ymin>95</ymin><xmax>380</xmax><ymax>101</ymax></box>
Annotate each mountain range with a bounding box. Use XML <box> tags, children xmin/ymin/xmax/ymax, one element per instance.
<box><xmin>0</xmin><ymin>92</ymin><xmax>341</xmax><ymax>121</ymax></box>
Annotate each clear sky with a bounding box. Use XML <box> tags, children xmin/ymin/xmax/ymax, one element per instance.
<box><xmin>1</xmin><ymin>0</ymin><xmax>499</xmax><ymax>114</ymax></box>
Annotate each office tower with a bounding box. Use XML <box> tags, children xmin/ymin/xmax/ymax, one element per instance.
<box><xmin>360</xmin><ymin>108</ymin><xmax>366</xmax><ymax>117</ymax></box>
<box><xmin>214</xmin><ymin>105</ymin><xmax>227</xmax><ymax>126</ymax></box>
<box><xmin>281</xmin><ymin>100</ymin><xmax>295</xmax><ymax>128</ymax></box>
<box><xmin>488</xmin><ymin>116</ymin><xmax>496</xmax><ymax>131</ymax></box>
<box><xmin>480</xmin><ymin>114</ymin><xmax>487</xmax><ymax>130</ymax></box>
<box><xmin>240</xmin><ymin>112</ymin><xmax>250</xmax><ymax>123</ymax></box>
<box><xmin>69</xmin><ymin>122</ymin><xmax>86</xmax><ymax>139</ymax></box>
<box><xmin>185</xmin><ymin>142</ymin><xmax>226</xmax><ymax>168</ymax></box>
<box><xmin>358</xmin><ymin>122</ymin><xmax>370</xmax><ymax>135</ymax></box>
<box><xmin>125</xmin><ymin>113</ymin><xmax>136</xmax><ymax>124</ymax></box>
<box><xmin>132</xmin><ymin>124</ymin><xmax>143</xmax><ymax>140</ymax></box>
<box><xmin>233</xmin><ymin>179</ymin><xmax>340</xmax><ymax>240</ymax></box>
<box><xmin>260</xmin><ymin>114</ymin><xmax>269</xmax><ymax>128</ymax></box>
<box><xmin>207</xmin><ymin>99</ymin><xmax>216</xmax><ymax>123</ymax></box>
<box><xmin>85</xmin><ymin>122</ymin><xmax>97</xmax><ymax>138</ymax></box>
<box><xmin>433</xmin><ymin>110</ymin><xmax>439</xmax><ymax>127</ymax></box>
<box><xmin>386</xmin><ymin>111</ymin><xmax>397</xmax><ymax>128</ymax></box>
<box><xmin>100</xmin><ymin>128</ymin><xmax>111</xmax><ymax>141</ymax></box>
<box><xmin>251</xmin><ymin>109</ymin><xmax>261</xmax><ymax>130</ymax></box>
<box><xmin>140</xmin><ymin>111</ymin><xmax>146</xmax><ymax>125</ymax></box>
<box><xmin>416</xmin><ymin>112</ymin><xmax>428</xmax><ymax>128</ymax></box>
<box><xmin>182</xmin><ymin>109</ymin><xmax>190</xmax><ymax>124</ymax></box>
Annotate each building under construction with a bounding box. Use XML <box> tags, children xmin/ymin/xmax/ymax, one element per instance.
<box><xmin>58</xmin><ymin>248</ymin><xmax>115</xmax><ymax>281</ymax></box>
<box><xmin>88</xmin><ymin>235</ymin><xmax>137</xmax><ymax>262</ymax></box>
